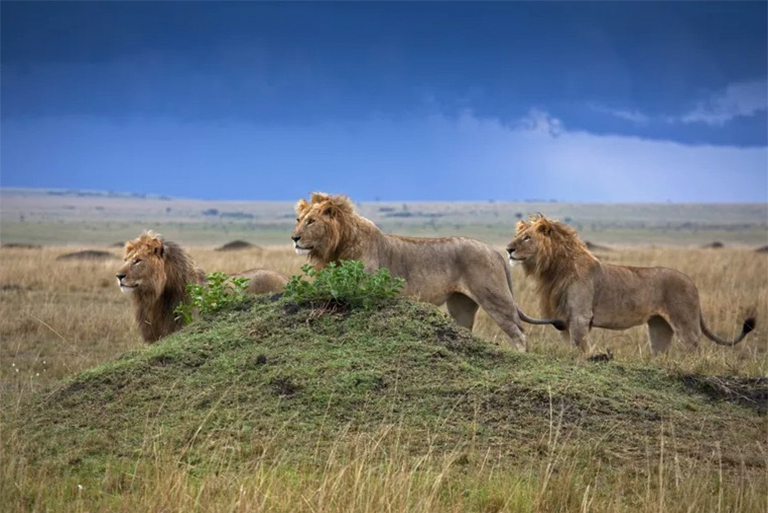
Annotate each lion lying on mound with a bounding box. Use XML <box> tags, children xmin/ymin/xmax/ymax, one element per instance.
<box><xmin>116</xmin><ymin>231</ymin><xmax>288</xmax><ymax>343</ymax></box>
<box><xmin>506</xmin><ymin>215</ymin><xmax>755</xmax><ymax>353</ymax></box>
<box><xmin>290</xmin><ymin>193</ymin><xmax>564</xmax><ymax>351</ymax></box>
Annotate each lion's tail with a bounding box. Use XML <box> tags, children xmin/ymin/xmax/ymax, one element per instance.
<box><xmin>700</xmin><ymin>314</ymin><xmax>755</xmax><ymax>346</ymax></box>
<box><xmin>503</xmin><ymin>259</ymin><xmax>566</xmax><ymax>331</ymax></box>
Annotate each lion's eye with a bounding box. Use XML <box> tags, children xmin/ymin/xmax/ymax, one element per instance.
<box><xmin>523</xmin><ymin>235</ymin><xmax>530</xmax><ymax>242</ymax></box>
<box><xmin>133</xmin><ymin>258</ymin><xmax>142</xmax><ymax>265</ymax></box>
<box><xmin>306</xmin><ymin>218</ymin><xmax>315</xmax><ymax>225</ymax></box>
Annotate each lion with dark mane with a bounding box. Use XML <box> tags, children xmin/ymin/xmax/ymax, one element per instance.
<box><xmin>117</xmin><ymin>231</ymin><xmax>287</xmax><ymax>343</ymax></box>
<box><xmin>290</xmin><ymin>193</ymin><xmax>564</xmax><ymax>351</ymax></box>
<box><xmin>506</xmin><ymin>215</ymin><xmax>755</xmax><ymax>353</ymax></box>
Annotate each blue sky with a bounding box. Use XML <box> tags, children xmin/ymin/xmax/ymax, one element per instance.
<box><xmin>2</xmin><ymin>1</ymin><xmax>766</xmax><ymax>202</ymax></box>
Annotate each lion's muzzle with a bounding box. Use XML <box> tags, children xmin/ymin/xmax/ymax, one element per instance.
<box><xmin>291</xmin><ymin>235</ymin><xmax>313</xmax><ymax>255</ymax></box>
<box><xmin>116</xmin><ymin>273</ymin><xmax>138</xmax><ymax>292</ymax></box>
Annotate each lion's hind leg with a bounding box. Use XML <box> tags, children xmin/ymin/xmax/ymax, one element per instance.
<box><xmin>446</xmin><ymin>293</ymin><xmax>480</xmax><ymax>330</ymax></box>
<box><xmin>647</xmin><ymin>315</ymin><xmax>674</xmax><ymax>354</ymax></box>
<box><xmin>475</xmin><ymin>299</ymin><xmax>528</xmax><ymax>352</ymax></box>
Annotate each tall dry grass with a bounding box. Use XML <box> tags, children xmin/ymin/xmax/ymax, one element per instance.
<box><xmin>3</xmin><ymin>409</ymin><xmax>766</xmax><ymax>512</ymax></box>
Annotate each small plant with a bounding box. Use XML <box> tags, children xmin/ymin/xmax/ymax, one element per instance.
<box><xmin>284</xmin><ymin>260</ymin><xmax>404</xmax><ymax>310</ymax></box>
<box><xmin>175</xmin><ymin>272</ymin><xmax>251</xmax><ymax>325</ymax></box>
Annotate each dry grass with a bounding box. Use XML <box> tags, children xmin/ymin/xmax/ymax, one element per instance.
<box><xmin>1</xmin><ymin>243</ymin><xmax>767</xmax><ymax>512</ymax></box>
<box><xmin>4</xmin><ymin>423</ymin><xmax>767</xmax><ymax>513</ymax></box>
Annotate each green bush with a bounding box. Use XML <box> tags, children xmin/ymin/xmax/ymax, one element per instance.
<box><xmin>175</xmin><ymin>272</ymin><xmax>251</xmax><ymax>325</ymax></box>
<box><xmin>284</xmin><ymin>260</ymin><xmax>404</xmax><ymax>310</ymax></box>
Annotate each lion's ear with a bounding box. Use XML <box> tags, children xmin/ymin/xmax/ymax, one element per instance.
<box><xmin>310</xmin><ymin>192</ymin><xmax>330</xmax><ymax>205</ymax></box>
<box><xmin>535</xmin><ymin>219</ymin><xmax>552</xmax><ymax>236</ymax></box>
<box><xmin>329</xmin><ymin>194</ymin><xmax>354</xmax><ymax>215</ymax></box>
<box><xmin>145</xmin><ymin>236</ymin><xmax>164</xmax><ymax>257</ymax></box>
<box><xmin>321</xmin><ymin>201</ymin><xmax>341</xmax><ymax>218</ymax></box>
<box><xmin>295</xmin><ymin>199</ymin><xmax>309</xmax><ymax>216</ymax></box>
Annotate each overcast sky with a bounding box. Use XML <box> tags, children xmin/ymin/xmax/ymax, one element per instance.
<box><xmin>2</xmin><ymin>2</ymin><xmax>766</xmax><ymax>202</ymax></box>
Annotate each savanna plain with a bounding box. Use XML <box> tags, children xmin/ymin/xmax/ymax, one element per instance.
<box><xmin>1</xmin><ymin>189</ymin><xmax>767</xmax><ymax>512</ymax></box>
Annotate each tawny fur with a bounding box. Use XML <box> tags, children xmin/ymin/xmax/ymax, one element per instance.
<box><xmin>234</xmin><ymin>268</ymin><xmax>289</xmax><ymax>295</ymax></box>
<box><xmin>290</xmin><ymin>193</ymin><xmax>564</xmax><ymax>351</ymax></box>
<box><xmin>118</xmin><ymin>232</ymin><xmax>288</xmax><ymax>343</ymax></box>
<box><xmin>506</xmin><ymin>215</ymin><xmax>755</xmax><ymax>353</ymax></box>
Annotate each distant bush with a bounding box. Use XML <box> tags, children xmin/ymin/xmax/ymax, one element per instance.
<box><xmin>284</xmin><ymin>260</ymin><xmax>404</xmax><ymax>310</ymax></box>
<box><xmin>201</xmin><ymin>208</ymin><xmax>220</xmax><ymax>216</ymax></box>
<box><xmin>221</xmin><ymin>211</ymin><xmax>254</xmax><ymax>220</ymax></box>
<box><xmin>175</xmin><ymin>272</ymin><xmax>250</xmax><ymax>325</ymax></box>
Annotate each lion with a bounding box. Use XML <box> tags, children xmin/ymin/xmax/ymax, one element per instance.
<box><xmin>290</xmin><ymin>193</ymin><xmax>565</xmax><ymax>351</ymax></box>
<box><xmin>506</xmin><ymin>215</ymin><xmax>755</xmax><ymax>353</ymax></box>
<box><xmin>116</xmin><ymin>231</ymin><xmax>288</xmax><ymax>343</ymax></box>
<box><xmin>234</xmin><ymin>268</ymin><xmax>289</xmax><ymax>294</ymax></box>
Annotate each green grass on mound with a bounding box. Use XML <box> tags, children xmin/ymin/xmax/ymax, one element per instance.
<box><xmin>6</xmin><ymin>296</ymin><xmax>765</xmax><ymax>485</ymax></box>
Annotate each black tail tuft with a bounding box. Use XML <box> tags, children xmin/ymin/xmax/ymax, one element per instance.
<box><xmin>743</xmin><ymin>317</ymin><xmax>756</xmax><ymax>335</ymax></box>
<box><xmin>553</xmin><ymin>319</ymin><xmax>567</xmax><ymax>331</ymax></box>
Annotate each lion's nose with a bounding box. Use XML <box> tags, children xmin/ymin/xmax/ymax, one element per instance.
<box><xmin>506</xmin><ymin>245</ymin><xmax>515</xmax><ymax>254</ymax></box>
<box><xmin>116</xmin><ymin>273</ymin><xmax>126</xmax><ymax>281</ymax></box>
<box><xmin>291</xmin><ymin>235</ymin><xmax>301</xmax><ymax>243</ymax></box>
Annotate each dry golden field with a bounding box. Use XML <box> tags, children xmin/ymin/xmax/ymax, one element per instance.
<box><xmin>1</xmin><ymin>242</ymin><xmax>765</xmax><ymax>399</ymax></box>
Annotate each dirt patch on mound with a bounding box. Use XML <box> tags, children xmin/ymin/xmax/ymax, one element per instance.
<box><xmin>682</xmin><ymin>374</ymin><xmax>768</xmax><ymax>414</ymax></box>
<box><xmin>701</xmin><ymin>241</ymin><xmax>725</xmax><ymax>249</ymax></box>
<box><xmin>755</xmin><ymin>245</ymin><xmax>768</xmax><ymax>254</ymax></box>
<box><xmin>216</xmin><ymin>240</ymin><xmax>260</xmax><ymax>251</ymax></box>
<box><xmin>56</xmin><ymin>250</ymin><xmax>119</xmax><ymax>262</ymax></box>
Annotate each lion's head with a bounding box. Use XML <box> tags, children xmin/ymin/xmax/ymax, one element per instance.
<box><xmin>506</xmin><ymin>214</ymin><xmax>596</xmax><ymax>279</ymax></box>
<box><xmin>116</xmin><ymin>231</ymin><xmax>168</xmax><ymax>298</ymax></box>
<box><xmin>291</xmin><ymin>192</ymin><xmax>361</xmax><ymax>265</ymax></box>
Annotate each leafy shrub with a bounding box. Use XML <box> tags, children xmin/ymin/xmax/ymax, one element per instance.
<box><xmin>175</xmin><ymin>272</ymin><xmax>251</xmax><ymax>325</ymax></box>
<box><xmin>284</xmin><ymin>260</ymin><xmax>404</xmax><ymax>310</ymax></box>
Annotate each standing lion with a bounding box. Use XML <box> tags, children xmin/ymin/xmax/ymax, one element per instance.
<box><xmin>290</xmin><ymin>193</ymin><xmax>564</xmax><ymax>352</ymax></box>
<box><xmin>506</xmin><ymin>215</ymin><xmax>755</xmax><ymax>353</ymax></box>
<box><xmin>116</xmin><ymin>231</ymin><xmax>288</xmax><ymax>343</ymax></box>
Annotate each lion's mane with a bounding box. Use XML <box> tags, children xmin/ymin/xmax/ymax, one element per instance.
<box><xmin>516</xmin><ymin>214</ymin><xmax>599</xmax><ymax>318</ymax></box>
<box><xmin>121</xmin><ymin>231</ymin><xmax>205</xmax><ymax>342</ymax></box>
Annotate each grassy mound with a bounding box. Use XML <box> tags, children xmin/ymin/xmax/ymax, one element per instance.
<box><xmin>7</xmin><ymin>298</ymin><xmax>765</xmax><ymax>480</ymax></box>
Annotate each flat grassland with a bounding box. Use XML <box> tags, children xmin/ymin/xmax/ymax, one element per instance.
<box><xmin>1</xmin><ymin>189</ymin><xmax>767</xmax><ymax>512</ymax></box>
<box><xmin>2</xmin><ymin>187</ymin><xmax>767</xmax><ymax>245</ymax></box>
